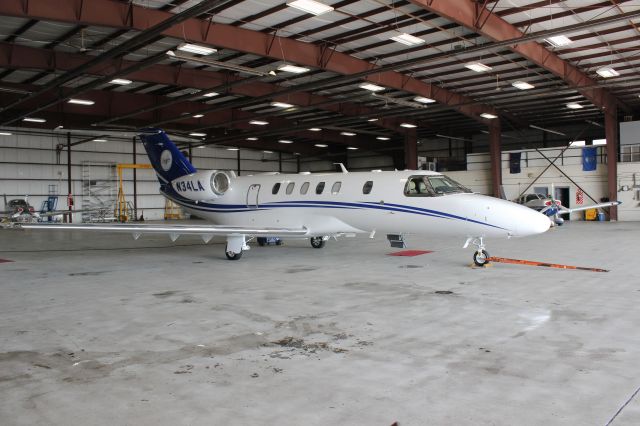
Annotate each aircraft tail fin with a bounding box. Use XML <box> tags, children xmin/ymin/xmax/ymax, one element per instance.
<box><xmin>138</xmin><ymin>128</ymin><xmax>196</xmax><ymax>182</ymax></box>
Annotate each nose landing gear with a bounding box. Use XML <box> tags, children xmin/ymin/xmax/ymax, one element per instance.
<box><xmin>464</xmin><ymin>237</ymin><xmax>490</xmax><ymax>267</ymax></box>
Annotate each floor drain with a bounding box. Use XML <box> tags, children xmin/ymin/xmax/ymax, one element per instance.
<box><xmin>434</xmin><ymin>290</ymin><xmax>454</xmax><ymax>295</ymax></box>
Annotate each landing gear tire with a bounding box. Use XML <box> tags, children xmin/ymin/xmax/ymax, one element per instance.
<box><xmin>257</xmin><ymin>237</ymin><xmax>267</xmax><ymax>246</ymax></box>
<box><xmin>310</xmin><ymin>236</ymin><xmax>326</xmax><ymax>249</ymax></box>
<box><xmin>473</xmin><ymin>249</ymin><xmax>490</xmax><ymax>267</ymax></box>
<box><xmin>225</xmin><ymin>248</ymin><xmax>243</xmax><ymax>260</ymax></box>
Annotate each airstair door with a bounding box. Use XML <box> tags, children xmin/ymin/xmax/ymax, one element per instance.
<box><xmin>247</xmin><ymin>184</ymin><xmax>260</xmax><ymax>208</ymax></box>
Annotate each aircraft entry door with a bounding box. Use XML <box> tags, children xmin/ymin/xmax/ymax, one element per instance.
<box><xmin>247</xmin><ymin>184</ymin><xmax>260</xmax><ymax>208</ymax></box>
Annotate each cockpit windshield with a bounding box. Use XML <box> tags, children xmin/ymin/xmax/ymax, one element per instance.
<box><xmin>405</xmin><ymin>175</ymin><xmax>472</xmax><ymax>197</ymax></box>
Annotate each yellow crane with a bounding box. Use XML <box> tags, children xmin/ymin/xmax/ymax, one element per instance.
<box><xmin>115</xmin><ymin>163</ymin><xmax>153</xmax><ymax>222</ymax></box>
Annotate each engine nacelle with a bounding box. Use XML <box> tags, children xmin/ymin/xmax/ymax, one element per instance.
<box><xmin>171</xmin><ymin>170</ymin><xmax>233</xmax><ymax>201</ymax></box>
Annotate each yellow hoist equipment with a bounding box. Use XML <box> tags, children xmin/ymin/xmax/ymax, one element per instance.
<box><xmin>115</xmin><ymin>163</ymin><xmax>153</xmax><ymax>222</ymax></box>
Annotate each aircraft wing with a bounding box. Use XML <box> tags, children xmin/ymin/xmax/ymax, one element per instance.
<box><xmin>556</xmin><ymin>201</ymin><xmax>621</xmax><ymax>215</ymax></box>
<box><xmin>20</xmin><ymin>223</ymin><xmax>309</xmax><ymax>240</ymax></box>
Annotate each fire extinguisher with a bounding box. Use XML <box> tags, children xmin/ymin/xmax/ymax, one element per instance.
<box><xmin>67</xmin><ymin>193</ymin><xmax>74</xmax><ymax>208</ymax></box>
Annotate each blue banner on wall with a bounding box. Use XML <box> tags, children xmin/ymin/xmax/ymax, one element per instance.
<box><xmin>509</xmin><ymin>152</ymin><xmax>521</xmax><ymax>174</ymax></box>
<box><xmin>582</xmin><ymin>147</ymin><xmax>597</xmax><ymax>171</ymax></box>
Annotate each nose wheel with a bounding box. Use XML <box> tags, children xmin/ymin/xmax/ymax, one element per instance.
<box><xmin>465</xmin><ymin>237</ymin><xmax>490</xmax><ymax>267</ymax></box>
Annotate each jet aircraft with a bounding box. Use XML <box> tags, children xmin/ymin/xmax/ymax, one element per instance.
<box><xmin>23</xmin><ymin>128</ymin><xmax>551</xmax><ymax>266</ymax></box>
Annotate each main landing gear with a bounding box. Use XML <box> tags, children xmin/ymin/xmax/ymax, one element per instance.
<box><xmin>464</xmin><ymin>237</ymin><xmax>490</xmax><ymax>267</ymax></box>
<box><xmin>310</xmin><ymin>236</ymin><xmax>327</xmax><ymax>249</ymax></box>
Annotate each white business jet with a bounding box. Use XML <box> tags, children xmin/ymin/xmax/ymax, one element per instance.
<box><xmin>22</xmin><ymin>129</ymin><xmax>550</xmax><ymax>265</ymax></box>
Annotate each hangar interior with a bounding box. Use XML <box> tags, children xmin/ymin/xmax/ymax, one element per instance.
<box><xmin>1</xmin><ymin>1</ymin><xmax>640</xmax><ymax>425</ymax></box>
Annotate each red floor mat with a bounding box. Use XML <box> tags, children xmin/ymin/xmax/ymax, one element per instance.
<box><xmin>0</xmin><ymin>258</ymin><xmax>14</xmax><ymax>263</ymax></box>
<box><xmin>388</xmin><ymin>250</ymin><xmax>433</xmax><ymax>257</ymax></box>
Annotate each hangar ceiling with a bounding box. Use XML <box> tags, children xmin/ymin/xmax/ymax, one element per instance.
<box><xmin>0</xmin><ymin>0</ymin><xmax>639</xmax><ymax>157</ymax></box>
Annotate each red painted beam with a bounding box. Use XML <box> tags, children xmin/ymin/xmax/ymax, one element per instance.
<box><xmin>0</xmin><ymin>0</ymin><xmax>497</xmax><ymax>123</ymax></box>
<box><xmin>410</xmin><ymin>0</ymin><xmax>620</xmax><ymax>112</ymax></box>
<box><xmin>0</xmin><ymin>42</ymin><xmax>403</xmax><ymax>133</ymax></box>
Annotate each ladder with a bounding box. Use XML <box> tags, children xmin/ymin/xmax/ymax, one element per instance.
<box><xmin>81</xmin><ymin>162</ymin><xmax>117</xmax><ymax>223</ymax></box>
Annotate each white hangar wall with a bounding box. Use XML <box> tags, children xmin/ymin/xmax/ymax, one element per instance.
<box><xmin>0</xmin><ymin>128</ymin><xmax>297</xmax><ymax>221</ymax></box>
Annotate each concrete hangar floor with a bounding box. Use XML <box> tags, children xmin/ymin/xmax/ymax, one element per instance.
<box><xmin>0</xmin><ymin>221</ymin><xmax>639</xmax><ymax>426</ymax></box>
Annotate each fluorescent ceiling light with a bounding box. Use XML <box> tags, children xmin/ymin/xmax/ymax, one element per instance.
<box><xmin>226</xmin><ymin>147</ymin><xmax>239</xmax><ymax>151</ymax></box>
<box><xmin>593</xmin><ymin>138</ymin><xmax>607</xmax><ymax>145</ymax></box>
<box><xmin>189</xmin><ymin>132</ymin><xmax>207</xmax><ymax>137</ymax></box>
<box><xmin>308</xmin><ymin>128</ymin><xmax>322</xmax><ymax>132</ymax></box>
<box><xmin>246</xmin><ymin>137</ymin><xmax>258</xmax><ymax>141</ymax></box>
<box><xmin>314</xmin><ymin>143</ymin><xmax>328</xmax><ymax>148</ymax></box>
<box><xmin>390</xmin><ymin>33</ymin><xmax>426</xmax><ymax>46</ymax></box>
<box><xmin>359</xmin><ymin>83</ymin><xmax>385</xmax><ymax>92</ymax></box>
<box><xmin>271</xmin><ymin>101</ymin><xmax>294</xmax><ymax>108</ymax></box>
<box><xmin>177</xmin><ymin>43</ymin><xmax>216</xmax><ymax>56</ymax></box>
<box><xmin>92</xmin><ymin>139</ymin><xmax>107</xmax><ymax>142</ymax></box>
<box><xmin>367</xmin><ymin>118</ymin><xmax>379</xmax><ymax>122</ymax></box>
<box><xmin>400</xmin><ymin>123</ymin><xmax>417</xmax><ymax>128</ymax></box>
<box><xmin>596</xmin><ymin>66</ymin><xmax>619</xmax><ymax>78</ymax></box>
<box><xmin>263</xmin><ymin>150</ymin><xmax>274</xmax><ymax>154</ymax></box>
<box><xmin>202</xmin><ymin>92</ymin><xmax>219</xmax><ymax>97</ymax></box>
<box><xmin>110</xmin><ymin>78</ymin><xmax>132</xmax><ymax>85</ymax></box>
<box><xmin>340</xmin><ymin>131</ymin><xmax>356</xmax><ymax>136</ymax></box>
<box><xmin>68</xmin><ymin>98</ymin><xmax>95</xmax><ymax>105</ymax></box>
<box><xmin>465</xmin><ymin>62</ymin><xmax>492</xmax><ymax>73</ymax></box>
<box><xmin>278</xmin><ymin>139</ymin><xmax>293</xmax><ymax>144</ymax></box>
<box><xmin>570</xmin><ymin>140</ymin><xmax>586</xmax><ymax>147</ymax></box>
<box><xmin>0</xmin><ymin>132</ymin><xmax>12</xmax><ymax>136</ymax></box>
<box><xmin>376</xmin><ymin>136</ymin><xmax>390</xmax><ymax>141</ymax></box>
<box><xmin>545</xmin><ymin>35</ymin><xmax>572</xmax><ymax>47</ymax></box>
<box><xmin>197</xmin><ymin>145</ymin><xmax>206</xmax><ymax>148</ymax></box>
<box><xmin>250</xmin><ymin>120</ymin><xmax>269</xmax><ymax>125</ymax></box>
<box><xmin>413</xmin><ymin>96</ymin><xmax>436</xmax><ymax>104</ymax></box>
<box><xmin>566</xmin><ymin>103</ymin><xmax>583</xmax><ymax>109</ymax></box>
<box><xmin>512</xmin><ymin>81</ymin><xmax>535</xmax><ymax>90</ymax></box>
<box><xmin>480</xmin><ymin>113</ymin><xmax>498</xmax><ymax>119</ymax></box>
<box><xmin>287</xmin><ymin>0</ymin><xmax>334</xmax><ymax>15</ymax></box>
<box><xmin>193</xmin><ymin>114</ymin><xmax>204</xmax><ymax>118</ymax></box>
<box><xmin>277</xmin><ymin>64</ymin><xmax>310</xmax><ymax>73</ymax></box>
<box><xmin>347</xmin><ymin>147</ymin><xmax>358</xmax><ymax>150</ymax></box>
<box><xmin>23</xmin><ymin>117</ymin><xmax>46</xmax><ymax>123</ymax></box>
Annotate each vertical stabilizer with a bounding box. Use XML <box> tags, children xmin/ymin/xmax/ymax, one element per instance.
<box><xmin>138</xmin><ymin>128</ymin><xmax>196</xmax><ymax>182</ymax></box>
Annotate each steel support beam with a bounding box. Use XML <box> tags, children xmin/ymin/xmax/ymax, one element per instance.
<box><xmin>488</xmin><ymin>122</ymin><xmax>502</xmax><ymax>198</ymax></box>
<box><xmin>404</xmin><ymin>129</ymin><xmax>418</xmax><ymax>170</ymax></box>
<box><xmin>410</xmin><ymin>0</ymin><xmax>623</xmax><ymax>112</ymax></box>
<box><xmin>605</xmin><ymin>107</ymin><xmax>618</xmax><ymax>220</ymax></box>
<box><xmin>0</xmin><ymin>0</ymin><xmax>498</xmax><ymax>123</ymax></box>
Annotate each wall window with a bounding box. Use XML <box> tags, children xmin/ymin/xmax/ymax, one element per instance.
<box><xmin>316</xmin><ymin>182</ymin><xmax>325</xmax><ymax>194</ymax></box>
<box><xmin>363</xmin><ymin>181</ymin><xmax>373</xmax><ymax>194</ymax></box>
<box><xmin>272</xmin><ymin>183</ymin><xmax>281</xmax><ymax>195</ymax></box>
<box><xmin>300</xmin><ymin>182</ymin><xmax>310</xmax><ymax>195</ymax></box>
<box><xmin>331</xmin><ymin>182</ymin><xmax>341</xmax><ymax>194</ymax></box>
<box><xmin>286</xmin><ymin>182</ymin><xmax>295</xmax><ymax>195</ymax></box>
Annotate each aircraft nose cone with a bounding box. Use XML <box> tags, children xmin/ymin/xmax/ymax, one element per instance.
<box><xmin>516</xmin><ymin>208</ymin><xmax>551</xmax><ymax>236</ymax></box>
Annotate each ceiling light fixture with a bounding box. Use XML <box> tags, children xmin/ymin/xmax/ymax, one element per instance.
<box><xmin>277</xmin><ymin>64</ymin><xmax>310</xmax><ymax>73</ymax></box>
<box><xmin>270</xmin><ymin>101</ymin><xmax>294</xmax><ymax>108</ymax></box>
<box><xmin>314</xmin><ymin>143</ymin><xmax>328</xmax><ymax>148</ymax></box>
<box><xmin>400</xmin><ymin>123</ymin><xmax>417</xmax><ymax>128</ymax></box>
<box><xmin>193</xmin><ymin>114</ymin><xmax>204</xmax><ymax>118</ymax></box>
<box><xmin>0</xmin><ymin>132</ymin><xmax>12</xmax><ymax>136</ymax></box>
<box><xmin>566</xmin><ymin>103</ymin><xmax>583</xmax><ymax>109</ymax></box>
<box><xmin>413</xmin><ymin>96</ymin><xmax>436</xmax><ymax>104</ymax></box>
<box><xmin>92</xmin><ymin>139</ymin><xmax>107</xmax><ymax>142</ymax></box>
<box><xmin>359</xmin><ymin>83</ymin><xmax>385</xmax><ymax>92</ymax></box>
<box><xmin>390</xmin><ymin>32</ymin><xmax>426</xmax><ymax>46</ymax></box>
<box><xmin>545</xmin><ymin>35</ymin><xmax>573</xmax><ymax>47</ymax></box>
<box><xmin>226</xmin><ymin>147</ymin><xmax>239</xmax><ymax>151</ymax></box>
<box><xmin>340</xmin><ymin>131</ymin><xmax>356</xmax><ymax>136</ymax></box>
<box><xmin>480</xmin><ymin>113</ymin><xmax>498</xmax><ymax>119</ymax></box>
<box><xmin>287</xmin><ymin>0</ymin><xmax>334</xmax><ymax>15</ymax></box>
<box><xmin>246</xmin><ymin>137</ymin><xmax>258</xmax><ymax>141</ymax></box>
<box><xmin>512</xmin><ymin>81</ymin><xmax>535</xmax><ymax>90</ymax></box>
<box><xmin>263</xmin><ymin>150</ymin><xmax>274</xmax><ymax>154</ymax></box>
<box><xmin>367</xmin><ymin>118</ymin><xmax>379</xmax><ymax>122</ymax></box>
<box><xmin>197</xmin><ymin>145</ymin><xmax>206</xmax><ymax>149</ymax></box>
<box><xmin>110</xmin><ymin>78</ymin><xmax>132</xmax><ymax>85</ymax></box>
<box><xmin>67</xmin><ymin>98</ymin><xmax>95</xmax><ymax>105</ymax></box>
<box><xmin>596</xmin><ymin>66</ymin><xmax>620</xmax><ymax>78</ymax></box>
<box><xmin>465</xmin><ymin>62</ymin><xmax>492</xmax><ymax>73</ymax></box>
<box><xmin>347</xmin><ymin>147</ymin><xmax>358</xmax><ymax>150</ymax></box>
<box><xmin>376</xmin><ymin>136</ymin><xmax>390</xmax><ymax>141</ymax></box>
<box><xmin>202</xmin><ymin>92</ymin><xmax>219</xmax><ymax>97</ymax></box>
<box><xmin>23</xmin><ymin>117</ymin><xmax>46</xmax><ymax>123</ymax></box>
<box><xmin>308</xmin><ymin>128</ymin><xmax>322</xmax><ymax>132</ymax></box>
<box><xmin>167</xmin><ymin>51</ymin><xmax>270</xmax><ymax>76</ymax></box>
<box><xmin>250</xmin><ymin>120</ymin><xmax>269</xmax><ymax>125</ymax></box>
<box><xmin>278</xmin><ymin>139</ymin><xmax>293</xmax><ymax>144</ymax></box>
<box><xmin>189</xmin><ymin>132</ymin><xmax>207</xmax><ymax>137</ymax></box>
<box><xmin>177</xmin><ymin>43</ymin><xmax>217</xmax><ymax>56</ymax></box>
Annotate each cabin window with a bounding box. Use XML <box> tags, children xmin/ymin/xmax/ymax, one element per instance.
<box><xmin>316</xmin><ymin>182</ymin><xmax>325</xmax><ymax>194</ymax></box>
<box><xmin>331</xmin><ymin>182</ymin><xmax>342</xmax><ymax>194</ymax></box>
<box><xmin>300</xmin><ymin>182</ymin><xmax>310</xmax><ymax>195</ymax></box>
<box><xmin>363</xmin><ymin>180</ymin><xmax>373</xmax><ymax>194</ymax></box>
<box><xmin>272</xmin><ymin>183</ymin><xmax>281</xmax><ymax>195</ymax></box>
<box><xmin>286</xmin><ymin>182</ymin><xmax>295</xmax><ymax>195</ymax></box>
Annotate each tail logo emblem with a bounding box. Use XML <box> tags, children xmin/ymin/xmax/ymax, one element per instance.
<box><xmin>160</xmin><ymin>149</ymin><xmax>173</xmax><ymax>171</ymax></box>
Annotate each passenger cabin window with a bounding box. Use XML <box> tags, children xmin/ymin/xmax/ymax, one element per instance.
<box><xmin>331</xmin><ymin>182</ymin><xmax>341</xmax><ymax>194</ymax></box>
<box><xmin>300</xmin><ymin>182</ymin><xmax>310</xmax><ymax>195</ymax></box>
<box><xmin>363</xmin><ymin>180</ymin><xmax>373</xmax><ymax>194</ymax></box>
<box><xmin>272</xmin><ymin>183</ymin><xmax>281</xmax><ymax>195</ymax></box>
<box><xmin>405</xmin><ymin>175</ymin><xmax>471</xmax><ymax>197</ymax></box>
<box><xmin>286</xmin><ymin>182</ymin><xmax>295</xmax><ymax>195</ymax></box>
<box><xmin>316</xmin><ymin>182</ymin><xmax>325</xmax><ymax>194</ymax></box>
